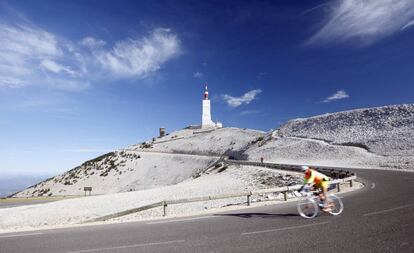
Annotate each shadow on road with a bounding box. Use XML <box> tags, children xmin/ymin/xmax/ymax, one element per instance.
<box><xmin>214</xmin><ymin>212</ymin><xmax>300</xmax><ymax>219</ymax></box>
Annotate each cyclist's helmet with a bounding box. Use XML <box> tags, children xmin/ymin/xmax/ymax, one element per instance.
<box><xmin>301</xmin><ymin>165</ymin><xmax>309</xmax><ymax>171</ymax></box>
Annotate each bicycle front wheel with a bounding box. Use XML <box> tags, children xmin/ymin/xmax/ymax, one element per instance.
<box><xmin>327</xmin><ymin>194</ymin><xmax>344</xmax><ymax>215</ymax></box>
<box><xmin>297</xmin><ymin>197</ymin><xmax>318</xmax><ymax>219</ymax></box>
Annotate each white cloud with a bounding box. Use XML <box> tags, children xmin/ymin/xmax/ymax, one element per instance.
<box><xmin>194</xmin><ymin>71</ymin><xmax>203</xmax><ymax>78</ymax></box>
<box><xmin>322</xmin><ymin>90</ymin><xmax>349</xmax><ymax>103</ymax></box>
<box><xmin>40</xmin><ymin>59</ymin><xmax>75</xmax><ymax>75</ymax></box>
<box><xmin>79</xmin><ymin>37</ymin><xmax>106</xmax><ymax>48</ymax></box>
<box><xmin>0</xmin><ymin>77</ymin><xmax>25</xmax><ymax>88</ymax></box>
<box><xmin>95</xmin><ymin>28</ymin><xmax>181</xmax><ymax>79</ymax></box>
<box><xmin>0</xmin><ymin>22</ymin><xmax>86</xmax><ymax>90</ymax></box>
<box><xmin>222</xmin><ymin>89</ymin><xmax>262</xmax><ymax>108</ymax></box>
<box><xmin>309</xmin><ymin>0</ymin><xmax>414</xmax><ymax>45</ymax></box>
<box><xmin>401</xmin><ymin>19</ymin><xmax>414</xmax><ymax>30</ymax></box>
<box><xmin>0</xmin><ymin>21</ymin><xmax>181</xmax><ymax>90</ymax></box>
<box><xmin>0</xmin><ymin>24</ymin><xmax>61</xmax><ymax>57</ymax></box>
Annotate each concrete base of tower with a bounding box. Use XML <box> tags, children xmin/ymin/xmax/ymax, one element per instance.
<box><xmin>201</xmin><ymin>121</ymin><xmax>222</xmax><ymax>129</ymax></box>
<box><xmin>201</xmin><ymin>123</ymin><xmax>214</xmax><ymax>129</ymax></box>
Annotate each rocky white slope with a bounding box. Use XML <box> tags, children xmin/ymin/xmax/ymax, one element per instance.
<box><xmin>13</xmin><ymin>127</ymin><xmax>264</xmax><ymax>197</ymax></box>
<box><xmin>133</xmin><ymin>127</ymin><xmax>264</xmax><ymax>156</ymax></box>
<box><xmin>277</xmin><ymin>104</ymin><xmax>414</xmax><ymax>156</ymax></box>
<box><xmin>247</xmin><ymin>104</ymin><xmax>414</xmax><ymax>170</ymax></box>
<box><xmin>0</xmin><ymin>166</ymin><xmax>301</xmax><ymax>233</ymax></box>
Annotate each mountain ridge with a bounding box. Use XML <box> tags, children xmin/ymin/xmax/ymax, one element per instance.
<box><xmin>12</xmin><ymin>103</ymin><xmax>414</xmax><ymax>198</ymax></box>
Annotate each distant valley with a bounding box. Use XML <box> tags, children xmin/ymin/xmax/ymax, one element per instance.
<box><xmin>0</xmin><ymin>175</ymin><xmax>50</xmax><ymax>197</ymax></box>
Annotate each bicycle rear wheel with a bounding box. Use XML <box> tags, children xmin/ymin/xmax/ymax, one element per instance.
<box><xmin>297</xmin><ymin>197</ymin><xmax>318</xmax><ymax>219</ymax></box>
<box><xmin>327</xmin><ymin>194</ymin><xmax>344</xmax><ymax>215</ymax></box>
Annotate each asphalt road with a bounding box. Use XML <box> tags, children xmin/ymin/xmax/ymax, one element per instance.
<box><xmin>1</xmin><ymin>168</ymin><xmax>413</xmax><ymax>253</ymax></box>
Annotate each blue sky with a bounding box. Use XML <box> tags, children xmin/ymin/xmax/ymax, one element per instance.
<box><xmin>1</xmin><ymin>0</ymin><xmax>413</xmax><ymax>176</ymax></box>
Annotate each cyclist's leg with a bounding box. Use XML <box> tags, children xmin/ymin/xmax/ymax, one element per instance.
<box><xmin>328</xmin><ymin>183</ymin><xmax>336</xmax><ymax>192</ymax></box>
<box><xmin>320</xmin><ymin>181</ymin><xmax>331</xmax><ymax>211</ymax></box>
<box><xmin>314</xmin><ymin>183</ymin><xmax>325</xmax><ymax>206</ymax></box>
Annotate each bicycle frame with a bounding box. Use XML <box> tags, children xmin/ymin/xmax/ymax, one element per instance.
<box><xmin>297</xmin><ymin>188</ymin><xmax>344</xmax><ymax>218</ymax></box>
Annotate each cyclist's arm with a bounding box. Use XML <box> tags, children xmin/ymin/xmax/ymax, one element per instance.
<box><xmin>299</xmin><ymin>183</ymin><xmax>314</xmax><ymax>193</ymax></box>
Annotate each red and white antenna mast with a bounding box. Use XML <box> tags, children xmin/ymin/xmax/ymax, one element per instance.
<box><xmin>204</xmin><ymin>83</ymin><xmax>209</xmax><ymax>100</ymax></box>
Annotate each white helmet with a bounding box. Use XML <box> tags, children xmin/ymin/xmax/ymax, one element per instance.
<box><xmin>301</xmin><ymin>165</ymin><xmax>309</xmax><ymax>171</ymax></box>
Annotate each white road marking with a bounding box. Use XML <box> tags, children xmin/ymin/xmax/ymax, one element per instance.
<box><xmin>0</xmin><ymin>232</ymin><xmax>43</xmax><ymax>238</ymax></box>
<box><xmin>371</xmin><ymin>183</ymin><xmax>375</xmax><ymax>189</ymax></box>
<box><xmin>147</xmin><ymin>216</ymin><xmax>214</xmax><ymax>224</ymax></box>
<box><xmin>241</xmin><ymin>221</ymin><xmax>330</xmax><ymax>236</ymax></box>
<box><xmin>363</xmin><ymin>203</ymin><xmax>414</xmax><ymax>217</ymax></box>
<box><xmin>66</xmin><ymin>240</ymin><xmax>185</xmax><ymax>253</ymax></box>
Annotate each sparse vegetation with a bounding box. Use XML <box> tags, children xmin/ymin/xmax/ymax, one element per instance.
<box><xmin>38</xmin><ymin>188</ymin><xmax>50</xmax><ymax>196</ymax></box>
<box><xmin>337</xmin><ymin>142</ymin><xmax>371</xmax><ymax>151</ymax></box>
<box><xmin>250</xmin><ymin>136</ymin><xmax>265</xmax><ymax>145</ymax></box>
<box><xmin>82</xmin><ymin>152</ymin><xmax>115</xmax><ymax>167</ymax></box>
<box><xmin>140</xmin><ymin>142</ymin><xmax>153</xmax><ymax>148</ymax></box>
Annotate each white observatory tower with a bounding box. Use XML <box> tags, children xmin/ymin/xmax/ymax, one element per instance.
<box><xmin>202</xmin><ymin>85</ymin><xmax>214</xmax><ymax>128</ymax></box>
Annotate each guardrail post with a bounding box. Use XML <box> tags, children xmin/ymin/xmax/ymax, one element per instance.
<box><xmin>349</xmin><ymin>180</ymin><xmax>353</xmax><ymax>188</ymax></box>
<box><xmin>283</xmin><ymin>191</ymin><xmax>288</xmax><ymax>201</ymax></box>
<box><xmin>247</xmin><ymin>194</ymin><xmax>251</xmax><ymax>206</ymax></box>
<box><xmin>163</xmin><ymin>201</ymin><xmax>167</xmax><ymax>217</ymax></box>
<box><xmin>337</xmin><ymin>183</ymin><xmax>341</xmax><ymax>192</ymax></box>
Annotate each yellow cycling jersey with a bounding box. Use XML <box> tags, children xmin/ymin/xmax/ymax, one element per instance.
<box><xmin>304</xmin><ymin>169</ymin><xmax>330</xmax><ymax>188</ymax></box>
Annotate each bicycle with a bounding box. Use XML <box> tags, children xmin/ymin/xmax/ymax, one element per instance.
<box><xmin>297</xmin><ymin>185</ymin><xmax>344</xmax><ymax>219</ymax></box>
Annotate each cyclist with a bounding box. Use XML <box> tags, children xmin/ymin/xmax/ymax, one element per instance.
<box><xmin>299</xmin><ymin>165</ymin><xmax>331</xmax><ymax>212</ymax></box>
